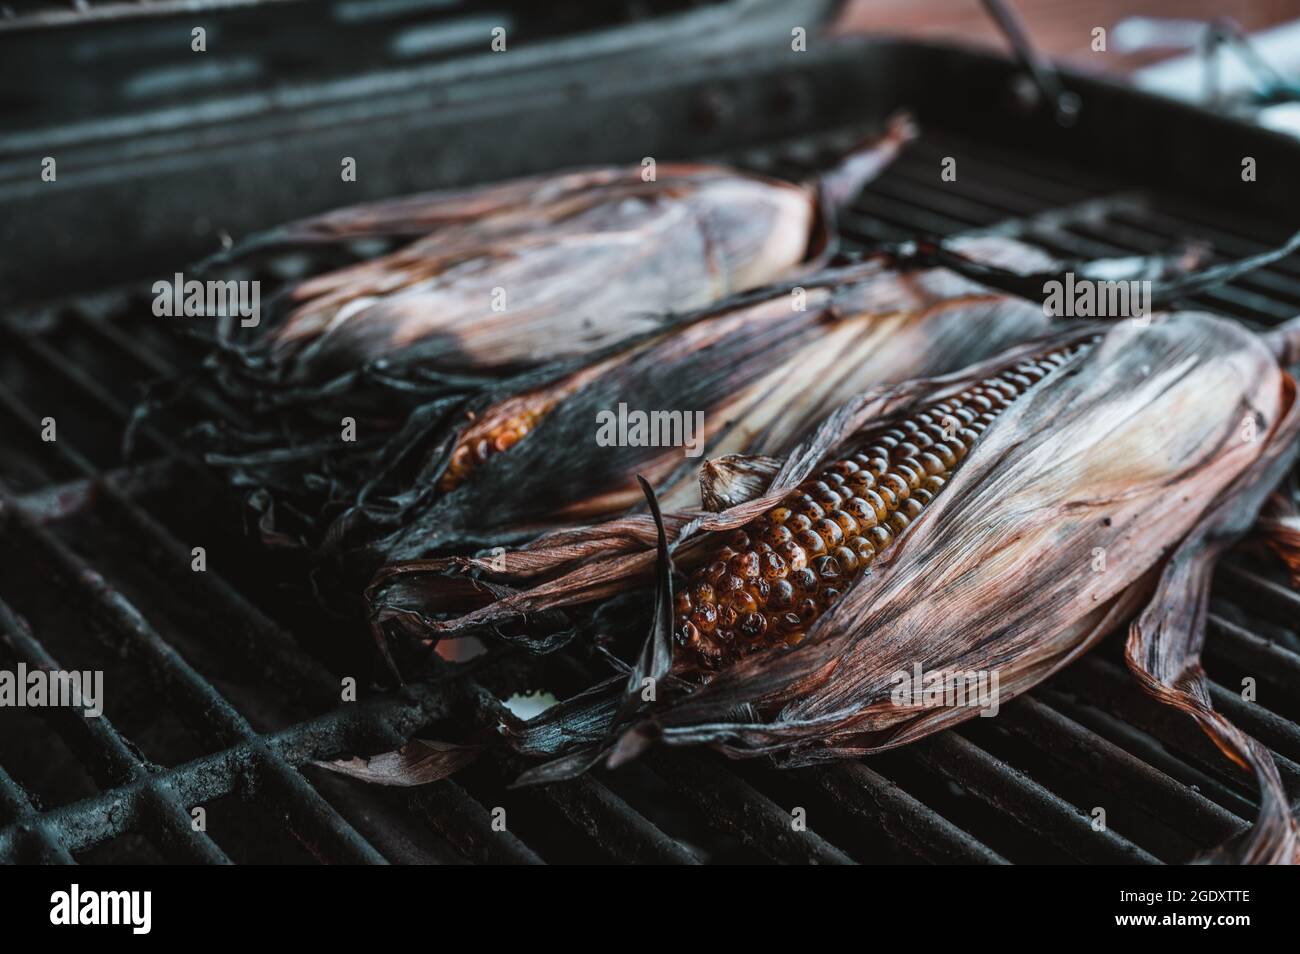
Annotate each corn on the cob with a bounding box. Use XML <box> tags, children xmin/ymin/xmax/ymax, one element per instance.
<box><xmin>367</xmin><ymin>235</ymin><xmax>1224</xmax><ymax>567</ymax></box>
<box><xmin>364</xmin><ymin>237</ymin><xmax>1089</xmax><ymax>560</ymax></box>
<box><xmin>368</xmin><ymin>310</ymin><xmax>1300</xmax><ymax>863</ymax></box>
<box><xmin>674</xmin><ymin>343</ymin><xmax>1085</xmax><ymax>668</ymax></box>
<box><xmin>436</xmin><ymin>357</ymin><xmax>617</xmax><ymax>492</ymax></box>
<box><xmin>372</xmin><ymin>230</ymin><xmax>1226</xmax><ymax>558</ymax></box>
<box><xmin>231</xmin><ymin>116</ymin><xmax>915</xmax><ymax>381</ymax></box>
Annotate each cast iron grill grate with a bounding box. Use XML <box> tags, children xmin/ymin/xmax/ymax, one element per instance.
<box><xmin>1</xmin><ymin>121</ymin><xmax>1299</xmax><ymax>864</ymax></box>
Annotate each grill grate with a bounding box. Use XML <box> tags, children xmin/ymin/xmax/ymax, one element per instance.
<box><xmin>2</xmin><ymin>121</ymin><xmax>1299</xmax><ymax>864</ymax></box>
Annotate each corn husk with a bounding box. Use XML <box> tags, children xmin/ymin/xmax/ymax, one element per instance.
<box><xmin>175</xmin><ymin>116</ymin><xmax>915</xmax><ymax>552</ymax></box>
<box><xmin>369</xmin><ymin>311</ymin><xmax>1300</xmax><ymax>863</ymax></box>
<box><xmin>313</xmin><ymin>230</ymin><xmax>1295</xmax><ymax>572</ymax></box>
<box><xmin>209</xmin><ymin>115</ymin><xmax>916</xmax><ymax>386</ymax></box>
<box><xmin>342</xmin><ymin>238</ymin><xmax>1047</xmax><ymax>554</ymax></box>
<box><xmin>334</xmin><ymin>235</ymin><xmax>1214</xmax><ymax>565</ymax></box>
<box><xmin>1256</xmin><ymin>485</ymin><xmax>1300</xmax><ymax>586</ymax></box>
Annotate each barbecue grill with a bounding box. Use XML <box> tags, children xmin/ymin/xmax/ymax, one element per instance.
<box><xmin>2</xmin><ymin>0</ymin><xmax>1299</xmax><ymax>865</ymax></box>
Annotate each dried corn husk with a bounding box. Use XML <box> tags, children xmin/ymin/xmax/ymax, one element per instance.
<box><xmin>213</xmin><ymin>115</ymin><xmax>916</xmax><ymax>385</ymax></box>
<box><xmin>339</xmin><ymin>235</ymin><xmax>1208</xmax><ymax>563</ymax></box>
<box><xmin>369</xmin><ymin>311</ymin><xmax>1300</xmax><ymax>863</ymax></box>
<box><xmin>346</xmin><ymin>238</ymin><xmax>1048</xmax><ymax>556</ymax></box>
<box><xmin>1256</xmin><ymin>486</ymin><xmax>1300</xmax><ymax>586</ymax></box>
<box><xmin>193</xmin><ymin>194</ymin><xmax>1292</xmax><ymax>563</ymax></box>
<box><xmin>343</xmin><ymin>230</ymin><xmax>1296</xmax><ymax>568</ymax></box>
<box><xmin>175</xmin><ymin>117</ymin><xmax>915</xmax><ymax>553</ymax></box>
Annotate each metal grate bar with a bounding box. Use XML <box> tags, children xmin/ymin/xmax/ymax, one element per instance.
<box><xmin>541</xmin><ymin>652</ymin><xmax>863</xmax><ymax>862</ymax></box>
<box><xmin>70</xmin><ymin>300</ymin><xmax>250</xmax><ymax>422</ymax></box>
<box><xmin>995</xmin><ymin>695</ymin><xmax>1242</xmax><ymax>848</ymax></box>
<box><xmin>525</xmin><ymin>772</ymin><xmax>704</xmax><ymax>864</ymax></box>
<box><xmin>1219</xmin><ymin>564</ymin><xmax>1300</xmax><ymax>620</ymax></box>
<box><xmin>0</xmin><ymin>595</ymin><xmax>232</xmax><ymax>864</ymax></box>
<box><xmin>339</xmin><ymin>668</ymin><xmax>690</xmax><ymax>865</ymax></box>
<box><xmin>0</xmin><ymin>353</ymin><xmax>514</xmax><ymax>863</ymax></box>
<box><xmin>810</xmin><ymin>761</ymin><xmax>1009</xmax><ymax>864</ymax></box>
<box><xmin>456</xmin><ymin>680</ymin><xmax>703</xmax><ymax>864</ymax></box>
<box><xmin>411</xmin><ymin>782</ymin><xmax>545</xmax><ymax>865</ymax></box>
<box><xmin>0</xmin><ymin>765</ymin><xmax>77</xmax><ymax>864</ymax></box>
<box><xmin>1059</xmin><ymin>656</ymin><xmax>1300</xmax><ymax>794</ymax></box>
<box><xmin>0</xmin><ymin>375</ymin><xmax>345</xmax><ymax>706</ymax></box>
<box><xmin>0</xmin><ymin>364</ymin><xmax>571</xmax><ymax>864</ymax></box>
<box><xmin>886</xmin><ymin>159</ymin><xmax>1048</xmax><ymax>219</ymax></box>
<box><xmin>1047</xmin><ymin>664</ymin><xmax>1300</xmax><ymax>851</ymax></box>
<box><xmin>1206</xmin><ymin>680</ymin><xmax>1300</xmax><ymax>768</ymax></box>
<box><xmin>6</xmin><ymin>329</ymin><xmax>170</xmax><ymax>455</ymax></box>
<box><xmin>256</xmin><ymin>757</ymin><xmax>389</xmax><ymax>864</ymax></box>
<box><xmin>15</xmin><ymin>460</ymin><xmax>179</xmax><ymax>523</ymax></box>
<box><xmin>1082</xmin><ymin>214</ymin><xmax>1300</xmax><ymax>304</ymax></box>
<box><xmin>1008</xmin><ymin>224</ymin><xmax>1282</xmax><ymax>323</ymax></box>
<box><xmin>914</xmin><ymin>131</ymin><xmax>1118</xmax><ymax>197</ymax></box>
<box><xmin>644</xmin><ymin>750</ymin><xmax>854</xmax><ymax>865</ymax></box>
<box><xmin>1061</xmin><ymin>223</ymin><xmax>1299</xmax><ymax>322</ymax></box>
<box><xmin>0</xmin><ymin>485</ymin><xmax>393</xmax><ymax>863</ymax></box>
<box><xmin>841</xmin><ymin>136</ymin><xmax>1300</xmax><ymax>327</ymax></box>
<box><xmin>1035</xmin><ymin>685</ymin><xmax>1255</xmax><ymax>820</ymax></box>
<box><xmin>843</xmin><ymin>196</ymin><xmax>973</xmax><ymax>242</ymax></box>
<box><xmin>1205</xmin><ymin>613</ymin><xmax>1300</xmax><ymax>692</ymax></box>
<box><xmin>0</xmin><ymin>598</ymin><xmax>145</xmax><ymax>786</ymax></box>
<box><xmin>862</xmin><ymin>179</ymin><xmax>997</xmax><ymax>230</ymax></box>
<box><xmin>908</xmin><ymin>733</ymin><xmax>1161</xmax><ymax>864</ymax></box>
<box><xmin>0</xmin><ymin>676</ymin><xmax>456</xmax><ymax>859</ymax></box>
<box><xmin>1132</xmin><ymin>200</ymin><xmax>1300</xmax><ymax>280</ymax></box>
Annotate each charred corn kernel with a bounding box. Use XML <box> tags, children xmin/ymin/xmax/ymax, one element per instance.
<box><xmin>437</xmin><ymin>355</ymin><xmax>627</xmax><ymax>492</ymax></box>
<box><xmin>439</xmin><ymin>406</ymin><xmax>549</xmax><ymax>491</ymax></box>
<box><xmin>675</xmin><ymin>343</ymin><xmax>1085</xmax><ymax>669</ymax></box>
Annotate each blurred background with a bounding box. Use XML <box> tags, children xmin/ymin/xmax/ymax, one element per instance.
<box><xmin>6</xmin><ymin>1</ymin><xmax>1300</xmax><ymax>142</ymax></box>
<box><xmin>844</xmin><ymin>1</ymin><xmax>1300</xmax><ymax>124</ymax></box>
<box><xmin>840</xmin><ymin>0</ymin><xmax>1300</xmax><ymax>71</ymax></box>
<box><xmin>5</xmin><ymin>0</ymin><xmax>1300</xmax><ymax>302</ymax></box>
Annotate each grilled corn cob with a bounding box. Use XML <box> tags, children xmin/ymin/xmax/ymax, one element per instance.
<box><xmin>357</xmin><ymin>234</ymin><xmax>1214</xmax><ymax>562</ymax></box>
<box><xmin>362</xmin><ymin>237</ymin><xmax>1089</xmax><ymax>560</ymax></box>
<box><xmin>369</xmin><ymin>310</ymin><xmax>1300</xmax><ymax>863</ymax></box>
<box><xmin>238</xmin><ymin>116</ymin><xmax>915</xmax><ymax>381</ymax></box>
<box><xmin>674</xmin><ymin>343</ymin><xmax>1084</xmax><ymax>668</ymax></box>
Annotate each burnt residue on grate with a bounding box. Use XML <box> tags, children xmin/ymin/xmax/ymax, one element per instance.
<box><xmin>2</xmin><ymin>118</ymin><xmax>1300</xmax><ymax>864</ymax></box>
